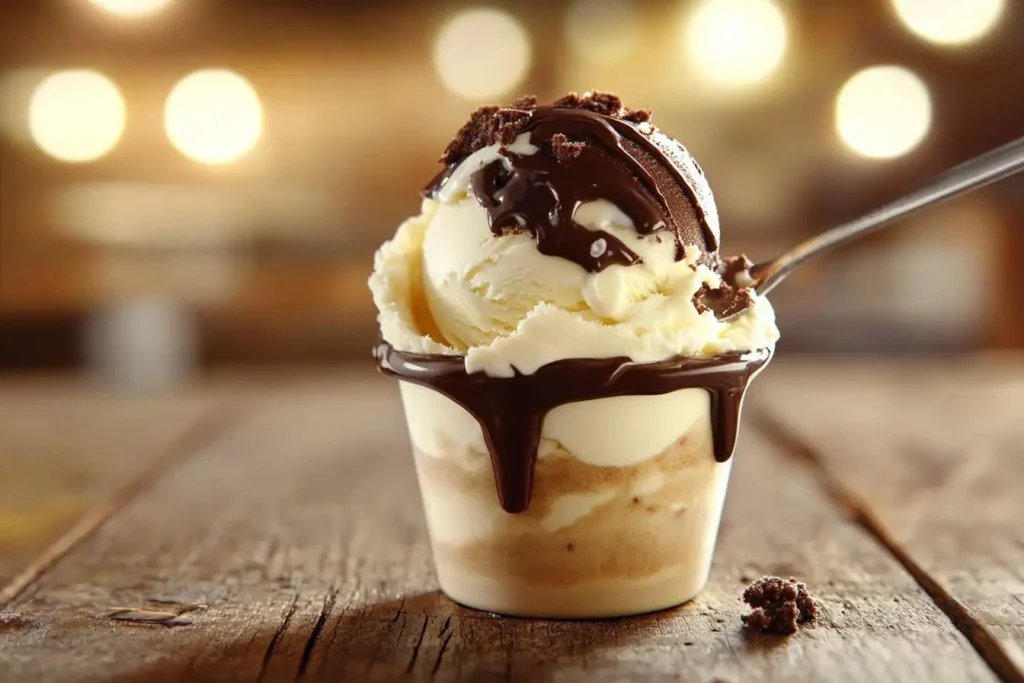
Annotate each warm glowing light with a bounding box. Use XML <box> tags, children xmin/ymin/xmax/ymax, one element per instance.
<box><xmin>87</xmin><ymin>0</ymin><xmax>175</xmax><ymax>17</ymax></box>
<box><xmin>835</xmin><ymin>66</ymin><xmax>932</xmax><ymax>160</ymax></box>
<box><xmin>684</xmin><ymin>0</ymin><xmax>788</xmax><ymax>88</ymax></box>
<box><xmin>164</xmin><ymin>69</ymin><xmax>263</xmax><ymax>165</ymax></box>
<box><xmin>892</xmin><ymin>0</ymin><xmax>1005</xmax><ymax>46</ymax></box>
<box><xmin>29</xmin><ymin>70</ymin><xmax>126</xmax><ymax>163</ymax></box>
<box><xmin>434</xmin><ymin>8</ymin><xmax>532</xmax><ymax>100</ymax></box>
<box><xmin>565</xmin><ymin>0</ymin><xmax>639</xmax><ymax>65</ymax></box>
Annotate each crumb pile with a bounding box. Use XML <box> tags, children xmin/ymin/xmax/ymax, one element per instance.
<box><xmin>741</xmin><ymin>576</ymin><xmax>818</xmax><ymax>636</ymax></box>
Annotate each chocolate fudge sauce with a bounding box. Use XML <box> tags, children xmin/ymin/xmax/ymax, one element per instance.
<box><xmin>375</xmin><ymin>342</ymin><xmax>771</xmax><ymax>514</ymax></box>
<box><xmin>425</xmin><ymin>107</ymin><xmax>717</xmax><ymax>273</ymax></box>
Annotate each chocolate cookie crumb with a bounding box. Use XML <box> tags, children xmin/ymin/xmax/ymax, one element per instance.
<box><xmin>692</xmin><ymin>284</ymin><xmax>754</xmax><ymax>319</ymax></box>
<box><xmin>554</xmin><ymin>91</ymin><xmax>622</xmax><ymax>116</ymax></box>
<box><xmin>440</xmin><ymin>105</ymin><xmax>532</xmax><ymax>164</ymax></box>
<box><xmin>623</xmin><ymin>108</ymin><xmax>653</xmax><ymax>123</ymax></box>
<box><xmin>511</xmin><ymin>95</ymin><xmax>539</xmax><ymax>110</ymax></box>
<box><xmin>741</xmin><ymin>576</ymin><xmax>817</xmax><ymax>636</ymax></box>
<box><xmin>797</xmin><ymin>587</ymin><xmax>819</xmax><ymax>622</ymax></box>
<box><xmin>551</xmin><ymin>91</ymin><xmax>585</xmax><ymax>110</ymax></box>
<box><xmin>692</xmin><ymin>254</ymin><xmax>757</xmax><ymax>318</ymax></box>
<box><xmin>553</xmin><ymin>90</ymin><xmax>651</xmax><ymax>124</ymax></box>
<box><xmin>551</xmin><ymin>133</ymin><xmax>586</xmax><ymax>163</ymax></box>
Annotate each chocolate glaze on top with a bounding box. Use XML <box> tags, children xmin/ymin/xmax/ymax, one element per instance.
<box><xmin>375</xmin><ymin>341</ymin><xmax>771</xmax><ymax>514</ymax></box>
<box><xmin>424</xmin><ymin>107</ymin><xmax>717</xmax><ymax>273</ymax></box>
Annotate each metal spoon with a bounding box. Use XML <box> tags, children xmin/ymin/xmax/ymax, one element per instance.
<box><xmin>724</xmin><ymin>135</ymin><xmax>1024</xmax><ymax>320</ymax></box>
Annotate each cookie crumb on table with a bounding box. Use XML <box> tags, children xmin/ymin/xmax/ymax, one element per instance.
<box><xmin>741</xmin><ymin>576</ymin><xmax>818</xmax><ymax>636</ymax></box>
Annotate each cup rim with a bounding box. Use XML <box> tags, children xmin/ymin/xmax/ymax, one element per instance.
<box><xmin>374</xmin><ymin>338</ymin><xmax>774</xmax><ymax>368</ymax></box>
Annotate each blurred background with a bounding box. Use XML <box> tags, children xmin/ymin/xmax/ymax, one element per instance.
<box><xmin>1</xmin><ymin>0</ymin><xmax>1022</xmax><ymax>386</ymax></box>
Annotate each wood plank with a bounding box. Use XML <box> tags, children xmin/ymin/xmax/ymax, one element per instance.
<box><xmin>0</xmin><ymin>380</ymin><xmax>215</xmax><ymax>590</ymax></box>
<box><xmin>757</xmin><ymin>358</ymin><xmax>1024</xmax><ymax>682</ymax></box>
<box><xmin>0</xmin><ymin>374</ymin><xmax>995</xmax><ymax>682</ymax></box>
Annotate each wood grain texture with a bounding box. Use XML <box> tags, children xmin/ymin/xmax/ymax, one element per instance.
<box><xmin>0</xmin><ymin>373</ymin><xmax>995</xmax><ymax>682</ymax></box>
<box><xmin>757</xmin><ymin>358</ymin><xmax>1024</xmax><ymax>683</ymax></box>
<box><xmin>0</xmin><ymin>379</ymin><xmax>213</xmax><ymax>589</ymax></box>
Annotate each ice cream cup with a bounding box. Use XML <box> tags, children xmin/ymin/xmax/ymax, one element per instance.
<box><xmin>397</xmin><ymin>373</ymin><xmax>752</xmax><ymax>619</ymax></box>
<box><xmin>370</xmin><ymin>94</ymin><xmax>781</xmax><ymax>618</ymax></box>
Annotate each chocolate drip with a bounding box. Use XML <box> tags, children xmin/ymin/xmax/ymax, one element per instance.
<box><xmin>425</xmin><ymin>107</ymin><xmax>718</xmax><ymax>273</ymax></box>
<box><xmin>375</xmin><ymin>342</ymin><xmax>771</xmax><ymax>514</ymax></box>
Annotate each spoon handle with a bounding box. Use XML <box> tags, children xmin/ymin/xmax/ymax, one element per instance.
<box><xmin>753</xmin><ymin>135</ymin><xmax>1024</xmax><ymax>297</ymax></box>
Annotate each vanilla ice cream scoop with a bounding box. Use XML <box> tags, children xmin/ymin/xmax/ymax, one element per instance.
<box><xmin>370</xmin><ymin>92</ymin><xmax>778</xmax><ymax>377</ymax></box>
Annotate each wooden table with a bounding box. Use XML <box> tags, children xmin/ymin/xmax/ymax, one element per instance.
<box><xmin>1</xmin><ymin>360</ymin><xmax>1022</xmax><ymax>683</ymax></box>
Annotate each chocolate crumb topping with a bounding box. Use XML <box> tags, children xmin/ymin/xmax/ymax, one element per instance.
<box><xmin>693</xmin><ymin>255</ymin><xmax>757</xmax><ymax>317</ymax></box>
<box><xmin>511</xmin><ymin>95</ymin><xmax>539</xmax><ymax>110</ymax></box>
<box><xmin>623</xmin><ymin>108</ymin><xmax>653</xmax><ymax>124</ymax></box>
<box><xmin>742</xmin><ymin>576</ymin><xmax>818</xmax><ymax>636</ymax></box>
<box><xmin>551</xmin><ymin>133</ymin><xmax>586</xmax><ymax>164</ymax></box>
<box><xmin>553</xmin><ymin>91</ymin><xmax>618</xmax><ymax>114</ymax></box>
<box><xmin>693</xmin><ymin>284</ymin><xmax>755</xmax><ymax>319</ymax></box>
<box><xmin>551</xmin><ymin>90</ymin><xmax>650</xmax><ymax>122</ymax></box>
<box><xmin>440</xmin><ymin>105</ymin><xmax>532</xmax><ymax>165</ymax></box>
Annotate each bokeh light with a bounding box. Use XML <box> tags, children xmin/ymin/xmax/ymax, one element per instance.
<box><xmin>87</xmin><ymin>0</ymin><xmax>175</xmax><ymax>17</ymax></box>
<box><xmin>891</xmin><ymin>0</ymin><xmax>1005</xmax><ymax>46</ymax></box>
<box><xmin>164</xmin><ymin>69</ymin><xmax>263</xmax><ymax>165</ymax></box>
<box><xmin>565</xmin><ymin>0</ymin><xmax>640</xmax><ymax>65</ymax></box>
<box><xmin>28</xmin><ymin>70</ymin><xmax>126</xmax><ymax>163</ymax></box>
<box><xmin>835</xmin><ymin>66</ymin><xmax>932</xmax><ymax>160</ymax></box>
<box><xmin>433</xmin><ymin>8</ymin><xmax>532</xmax><ymax>100</ymax></box>
<box><xmin>684</xmin><ymin>0</ymin><xmax>788</xmax><ymax>88</ymax></box>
